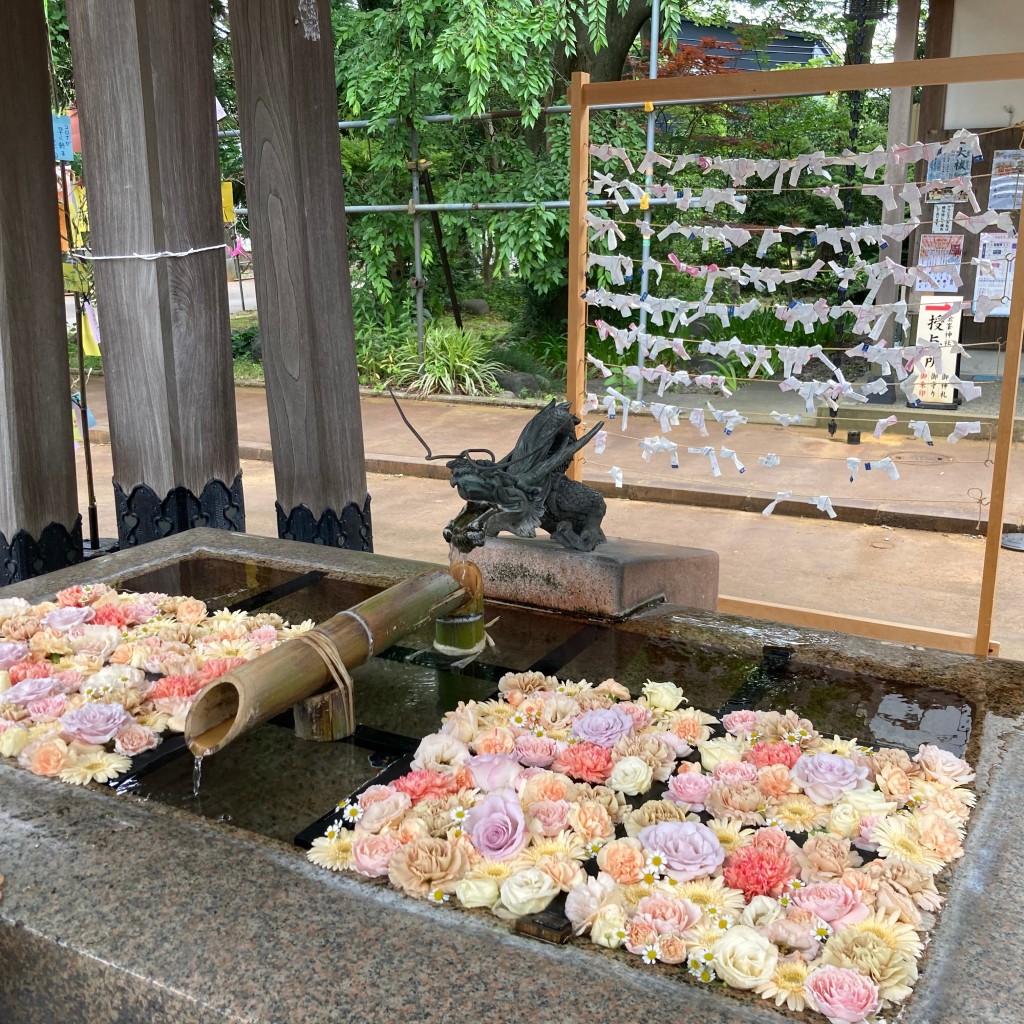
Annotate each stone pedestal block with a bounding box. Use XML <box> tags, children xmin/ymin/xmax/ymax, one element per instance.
<box><xmin>471</xmin><ymin>536</ymin><xmax>718</xmax><ymax>618</ymax></box>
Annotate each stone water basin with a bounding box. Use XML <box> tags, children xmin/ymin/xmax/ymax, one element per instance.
<box><xmin>0</xmin><ymin>529</ymin><xmax>1022</xmax><ymax>1024</ymax></box>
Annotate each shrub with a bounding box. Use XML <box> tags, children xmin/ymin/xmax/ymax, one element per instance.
<box><xmin>391</xmin><ymin>325</ymin><xmax>502</xmax><ymax>396</ymax></box>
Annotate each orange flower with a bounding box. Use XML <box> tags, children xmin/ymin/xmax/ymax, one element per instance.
<box><xmin>597</xmin><ymin>838</ymin><xmax>645</xmax><ymax>884</ymax></box>
<box><xmin>551</xmin><ymin>742</ymin><xmax>613</xmax><ymax>784</ymax></box>
<box><xmin>757</xmin><ymin>764</ymin><xmax>797</xmax><ymax>800</ymax></box>
<box><xmin>723</xmin><ymin>845</ymin><xmax>795</xmax><ymax>900</ymax></box>
<box><xmin>19</xmin><ymin>736</ymin><xmax>74</xmax><ymax>777</ymax></box>
<box><xmin>174</xmin><ymin>598</ymin><xmax>208</xmax><ymax>625</ymax></box>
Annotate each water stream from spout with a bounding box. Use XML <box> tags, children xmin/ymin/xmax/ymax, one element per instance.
<box><xmin>192</xmin><ymin>756</ymin><xmax>203</xmax><ymax>799</ymax></box>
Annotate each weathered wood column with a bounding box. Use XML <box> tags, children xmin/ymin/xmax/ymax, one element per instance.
<box><xmin>67</xmin><ymin>0</ymin><xmax>245</xmax><ymax>547</ymax></box>
<box><xmin>229</xmin><ymin>0</ymin><xmax>372</xmax><ymax>550</ymax></box>
<box><xmin>0</xmin><ymin>2</ymin><xmax>82</xmax><ymax>584</ymax></box>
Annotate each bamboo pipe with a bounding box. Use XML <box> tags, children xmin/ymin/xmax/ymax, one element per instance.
<box><xmin>184</xmin><ymin>567</ymin><xmax>476</xmax><ymax>757</ymax></box>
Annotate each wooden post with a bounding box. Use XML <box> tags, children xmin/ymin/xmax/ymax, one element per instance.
<box><xmin>0</xmin><ymin>2</ymin><xmax>82</xmax><ymax>583</ymax></box>
<box><xmin>917</xmin><ymin>0</ymin><xmax>955</xmax><ymax>142</ymax></box>
<box><xmin>974</xmin><ymin>234</ymin><xmax>1024</xmax><ymax>656</ymax></box>
<box><xmin>67</xmin><ymin>0</ymin><xmax>244</xmax><ymax>547</ymax></box>
<box><xmin>229</xmin><ymin>0</ymin><xmax>371</xmax><ymax>549</ymax></box>
<box><xmin>566</xmin><ymin>71</ymin><xmax>591</xmax><ymax>483</ymax></box>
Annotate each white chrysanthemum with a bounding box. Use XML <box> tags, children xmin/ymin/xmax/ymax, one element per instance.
<box><xmin>280</xmin><ymin>619</ymin><xmax>316</xmax><ymax>637</ymax></box>
<box><xmin>755</xmin><ymin>956</ymin><xmax>812</xmax><ymax>1011</ymax></box>
<box><xmin>873</xmin><ymin>816</ymin><xmax>946</xmax><ymax>875</ymax></box>
<box><xmin>307</xmin><ymin>835</ymin><xmax>355</xmax><ymax>871</ymax></box>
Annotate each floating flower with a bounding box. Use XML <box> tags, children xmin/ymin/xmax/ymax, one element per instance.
<box><xmin>59</xmin><ymin>751</ymin><xmax>131</xmax><ymax>785</ymax></box>
<box><xmin>806</xmin><ymin>965</ymin><xmax>881</xmax><ymax>1023</ymax></box>
<box><xmin>41</xmin><ymin>607</ymin><xmax>95</xmax><ymax>632</ymax></box>
<box><xmin>871</xmin><ymin>816</ymin><xmax>946</xmax><ymax>875</ymax></box>
<box><xmin>665</xmin><ymin>769</ymin><xmax>713</xmax><ymax>810</ymax></box>
<box><xmin>595</xmin><ymin>837</ymin><xmax>645</xmax><ymax>885</ymax></box>
<box><xmin>466</xmin><ymin>788</ymin><xmax>527</xmax><ymax>861</ymax></box>
<box><xmin>307</xmin><ymin>834</ymin><xmax>356</xmax><ymax>872</ymax></box>
<box><xmin>59</xmin><ymin>702</ymin><xmax>132</xmax><ymax>744</ymax></box>
<box><xmin>723</xmin><ymin>845</ymin><xmax>795</xmax><ymax>900</ymax></box>
<box><xmin>18</xmin><ymin>736</ymin><xmax>74</xmax><ymax>777</ymax></box>
<box><xmin>497</xmin><ymin>867</ymin><xmax>559</xmax><ymax>918</ymax></box>
<box><xmin>820</xmin><ymin>918</ymin><xmax>919</xmax><ymax>1004</ymax></box>
<box><xmin>640</xmin><ymin>943</ymin><xmax>660</xmax><ymax>965</ymax></box>
<box><xmin>607</xmin><ymin>755</ymin><xmax>654</xmax><ymax>795</ymax></box>
<box><xmin>791</xmin><ymin>753</ymin><xmax>870</xmax><ymax>805</ymax></box>
<box><xmin>771</xmin><ymin>794</ymin><xmax>831</xmax><ymax>833</ymax></box>
<box><xmin>113</xmin><ymin>723</ymin><xmax>159</xmax><ymax>757</ymax></box>
<box><xmin>0</xmin><ymin>642</ymin><xmax>29</xmax><ymax>671</ymax></box>
<box><xmin>641</xmin><ymin>680</ymin><xmax>686</xmax><ymax>713</ymax></box>
<box><xmin>756</xmin><ymin>957</ymin><xmax>813</xmax><ymax>1012</ymax></box>
<box><xmin>745</xmin><ymin>739</ymin><xmax>804</xmax><ymax>770</ymax></box>
<box><xmin>551</xmin><ymin>741</ymin><xmax>613</xmax><ymax>783</ymax></box>
<box><xmin>3</xmin><ymin>676</ymin><xmax>62</xmax><ymax>705</ymax></box>
<box><xmin>712</xmin><ymin>925</ymin><xmax>779</xmax><ymax>990</ymax></box>
<box><xmin>391</xmin><ymin>769</ymin><xmax>460</xmax><ymax>805</ymax></box>
<box><xmin>913</xmin><ymin>743</ymin><xmax>975</xmax><ymax>786</ymax></box>
<box><xmin>637</xmin><ymin>821</ymin><xmax>725</xmax><ymax>882</ymax></box>
<box><xmin>388</xmin><ymin>836</ymin><xmax>469</xmax><ymax>897</ymax></box>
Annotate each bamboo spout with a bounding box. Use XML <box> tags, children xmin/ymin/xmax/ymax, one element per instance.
<box><xmin>184</xmin><ymin>567</ymin><xmax>473</xmax><ymax>757</ymax></box>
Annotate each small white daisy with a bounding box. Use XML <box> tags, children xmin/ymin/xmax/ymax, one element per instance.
<box><xmin>323</xmin><ymin>820</ymin><xmax>344</xmax><ymax>841</ymax></box>
<box><xmin>450</xmin><ymin>805</ymin><xmax>468</xmax><ymax>823</ymax></box>
<box><xmin>813</xmin><ymin>920</ymin><xmax>833</xmax><ymax>940</ymax></box>
<box><xmin>641</xmin><ymin>943</ymin><xmax>660</xmax><ymax>965</ymax></box>
<box><xmin>427</xmin><ymin>888</ymin><xmax>450</xmax><ymax>905</ymax></box>
<box><xmin>340</xmin><ymin>800</ymin><xmax>363</xmax><ymax>824</ymax></box>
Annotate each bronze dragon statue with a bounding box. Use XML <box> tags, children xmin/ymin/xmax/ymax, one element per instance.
<box><xmin>390</xmin><ymin>393</ymin><xmax>607</xmax><ymax>554</ymax></box>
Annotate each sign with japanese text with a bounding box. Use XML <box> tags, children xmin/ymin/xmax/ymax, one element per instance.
<box><xmin>52</xmin><ymin>115</ymin><xmax>73</xmax><ymax>162</ymax></box>
<box><xmin>912</xmin><ymin>295</ymin><xmax>963</xmax><ymax>408</ymax></box>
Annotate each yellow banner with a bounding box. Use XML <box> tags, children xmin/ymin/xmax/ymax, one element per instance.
<box><xmin>221</xmin><ymin>181</ymin><xmax>235</xmax><ymax>223</ymax></box>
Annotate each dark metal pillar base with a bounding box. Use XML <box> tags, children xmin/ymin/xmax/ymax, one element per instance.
<box><xmin>276</xmin><ymin>495</ymin><xmax>373</xmax><ymax>552</ymax></box>
<box><xmin>113</xmin><ymin>472</ymin><xmax>245</xmax><ymax>548</ymax></box>
<box><xmin>0</xmin><ymin>517</ymin><xmax>84</xmax><ymax>587</ymax></box>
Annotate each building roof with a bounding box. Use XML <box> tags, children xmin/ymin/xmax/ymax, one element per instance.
<box><xmin>675</xmin><ymin>19</ymin><xmax>838</xmax><ymax>71</ymax></box>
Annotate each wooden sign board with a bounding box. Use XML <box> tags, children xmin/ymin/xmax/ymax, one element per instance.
<box><xmin>910</xmin><ymin>295</ymin><xmax>963</xmax><ymax>409</ymax></box>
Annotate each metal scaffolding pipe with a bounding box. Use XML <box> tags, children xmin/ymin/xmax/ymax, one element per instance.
<box><xmin>410</xmin><ymin>126</ymin><xmax>425</xmax><ymax>365</ymax></box>
<box><xmin>234</xmin><ymin>196</ymin><xmax>682</xmax><ymax>216</ymax></box>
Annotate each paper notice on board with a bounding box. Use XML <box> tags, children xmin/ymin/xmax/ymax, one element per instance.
<box><xmin>972</xmin><ymin>232</ymin><xmax>1017</xmax><ymax>318</ymax></box>
<box><xmin>915</xmin><ymin>233</ymin><xmax>964</xmax><ymax>293</ymax></box>
<box><xmin>912</xmin><ymin>296</ymin><xmax>963</xmax><ymax>406</ymax></box>
<box><xmin>932</xmin><ymin>203</ymin><xmax>954</xmax><ymax>233</ymax></box>
<box><xmin>989</xmin><ymin>150</ymin><xmax>1024</xmax><ymax>211</ymax></box>
<box><xmin>925</xmin><ymin>146</ymin><xmax>973</xmax><ymax>203</ymax></box>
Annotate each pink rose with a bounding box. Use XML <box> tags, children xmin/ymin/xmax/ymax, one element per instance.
<box><xmin>807</xmin><ymin>966</ymin><xmax>881</xmax><ymax>1024</ymax></box>
<box><xmin>713</xmin><ymin>760</ymin><xmax>759</xmax><ymax>785</ymax></box>
<box><xmin>466</xmin><ymin>788</ymin><xmax>527</xmax><ymax>861</ymax></box>
<box><xmin>513</xmin><ymin>735</ymin><xmax>559</xmax><ymax>767</ymax></box>
<box><xmin>26</xmin><ymin>696</ymin><xmax>66</xmax><ymax>723</ymax></box>
<box><xmin>790</xmin><ymin>881</ymin><xmax>870</xmax><ymax>929</ymax></box>
<box><xmin>65</xmin><ymin>625</ymin><xmax>121</xmax><ymax>659</ymax></box>
<box><xmin>59</xmin><ymin>702</ymin><xmax>132</xmax><ymax>744</ymax></box>
<box><xmin>352</xmin><ymin>833</ymin><xmax>402</xmax><ymax>878</ymax></box>
<box><xmin>356</xmin><ymin>790</ymin><xmax>412</xmax><ymax>834</ymax></box>
<box><xmin>654</xmin><ymin>730</ymin><xmax>692</xmax><ymax>759</ymax></box>
<box><xmin>0</xmin><ymin>642</ymin><xmax>29</xmax><ymax>671</ymax></box>
<box><xmin>525</xmin><ymin>799</ymin><xmax>571</xmax><ymax>837</ymax></box>
<box><xmin>467</xmin><ymin>753</ymin><xmax>524</xmax><ymax>792</ymax></box>
<box><xmin>564</xmin><ymin>872</ymin><xmax>619</xmax><ymax>936</ymax></box>
<box><xmin>634</xmin><ymin>894</ymin><xmax>701</xmax><ymax>935</ymax></box>
<box><xmin>913</xmin><ymin>743</ymin><xmax>975</xmax><ymax>786</ymax></box>
<box><xmin>665</xmin><ymin>770</ymin><xmax>714</xmax><ymax>810</ymax></box>
<box><xmin>570</xmin><ymin>707</ymin><xmax>634</xmax><ymax>748</ymax></box>
<box><xmin>3</xmin><ymin>675</ymin><xmax>62</xmax><ymax>705</ymax></box>
<box><xmin>722</xmin><ymin>709</ymin><xmax>760</xmax><ymax>735</ymax></box>
<box><xmin>41</xmin><ymin>606</ymin><xmax>95</xmax><ymax>631</ymax></box>
<box><xmin>114</xmin><ymin>723</ymin><xmax>160</xmax><ymax>757</ymax></box>
<box><xmin>637</xmin><ymin>821</ymin><xmax>725</xmax><ymax>882</ymax></box>
<box><xmin>616</xmin><ymin>702</ymin><xmax>653</xmax><ymax>730</ymax></box>
<box><xmin>791</xmin><ymin>753</ymin><xmax>870</xmax><ymax>805</ymax></box>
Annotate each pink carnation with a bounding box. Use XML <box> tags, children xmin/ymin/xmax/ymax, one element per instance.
<box><xmin>513</xmin><ymin>735</ymin><xmax>559</xmax><ymax>767</ymax></box>
<box><xmin>525</xmin><ymin>799</ymin><xmax>571</xmax><ymax>837</ymax></box>
<box><xmin>147</xmin><ymin>674</ymin><xmax>207</xmax><ymax>700</ymax></box>
<box><xmin>391</xmin><ymin>769</ymin><xmax>460</xmax><ymax>804</ymax></box>
<box><xmin>551</xmin><ymin>742</ymin><xmax>613</xmax><ymax>783</ymax></box>
<box><xmin>198</xmin><ymin>657</ymin><xmax>249</xmax><ymax>682</ymax></box>
<box><xmin>807</xmin><ymin>966</ymin><xmax>880</xmax><ymax>1024</ymax></box>
<box><xmin>633</xmin><ymin>894</ymin><xmax>701</xmax><ymax>935</ymax></box>
<box><xmin>745</xmin><ymin>740</ymin><xmax>803</xmax><ymax>769</ymax></box>
<box><xmin>26</xmin><ymin>696</ymin><xmax>66</xmax><ymax>723</ymax></box>
<box><xmin>8</xmin><ymin>661</ymin><xmax>51</xmax><ymax>684</ymax></box>
<box><xmin>114</xmin><ymin>723</ymin><xmax>160</xmax><ymax>756</ymax></box>
<box><xmin>246</xmin><ymin>625</ymin><xmax>279</xmax><ymax>646</ymax></box>
<box><xmin>723</xmin><ymin>844</ymin><xmax>795</xmax><ymax>899</ymax></box>
<box><xmin>713</xmin><ymin>759</ymin><xmax>759</xmax><ymax>785</ymax></box>
<box><xmin>722</xmin><ymin>709</ymin><xmax>760</xmax><ymax>735</ymax></box>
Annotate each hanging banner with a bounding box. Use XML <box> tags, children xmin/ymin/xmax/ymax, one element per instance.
<box><xmin>989</xmin><ymin>150</ymin><xmax>1024</xmax><ymax>211</ymax></box>
<box><xmin>915</xmin><ymin>233</ymin><xmax>964</xmax><ymax>292</ymax></box>
<box><xmin>221</xmin><ymin>181</ymin><xmax>235</xmax><ymax>224</ymax></box>
<box><xmin>52</xmin><ymin>114</ymin><xmax>73</xmax><ymax>162</ymax></box>
<box><xmin>972</xmin><ymin>232</ymin><xmax>1017</xmax><ymax>318</ymax></box>
<box><xmin>912</xmin><ymin>295</ymin><xmax>963</xmax><ymax>408</ymax></box>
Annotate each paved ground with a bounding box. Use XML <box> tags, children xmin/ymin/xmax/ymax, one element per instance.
<box><xmin>72</xmin><ymin>378</ymin><xmax>1024</xmax><ymax>660</ymax></box>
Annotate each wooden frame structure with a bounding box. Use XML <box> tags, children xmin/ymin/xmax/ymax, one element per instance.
<box><xmin>567</xmin><ymin>52</ymin><xmax>1024</xmax><ymax>659</ymax></box>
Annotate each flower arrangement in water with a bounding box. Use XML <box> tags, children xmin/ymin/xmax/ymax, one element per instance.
<box><xmin>0</xmin><ymin>586</ymin><xmax>310</xmax><ymax>785</ymax></box>
<box><xmin>308</xmin><ymin>671</ymin><xmax>975</xmax><ymax>1024</ymax></box>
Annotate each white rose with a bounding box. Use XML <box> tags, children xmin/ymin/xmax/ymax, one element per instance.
<box><xmin>67</xmin><ymin>626</ymin><xmax>122</xmax><ymax>660</ymax></box>
<box><xmin>590</xmin><ymin>903</ymin><xmax>628</xmax><ymax>948</ymax></box>
<box><xmin>698</xmin><ymin>736</ymin><xmax>746</xmax><ymax>772</ymax></box>
<box><xmin>497</xmin><ymin>868</ymin><xmax>559</xmax><ymax>919</ymax></box>
<box><xmin>0</xmin><ymin>598</ymin><xmax>30</xmax><ymax>623</ymax></box>
<box><xmin>410</xmin><ymin>732</ymin><xmax>470</xmax><ymax>774</ymax></box>
<box><xmin>827</xmin><ymin>801</ymin><xmax>862</xmax><ymax>838</ymax></box>
<box><xmin>441</xmin><ymin>703</ymin><xmax>479</xmax><ymax>745</ymax></box>
<box><xmin>455</xmin><ymin>877</ymin><xmax>501</xmax><ymax>910</ymax></box>
<box><xmin>739</xmin><ymin>895</ymin><xmax>785</xmax><ymax>929</ymax></box>
<box><xmin>712</xmin><ymin>925</ymin><xmax>779</xmax><ymax>990</ymax></box>
<box><xmin>642</xmin><ymin>680</ymin><xmax>686</xmax><ymax>713</ymax></box>
<box><xmin>92</xmin><ymin>665</ymin><xmax>146</xmax><ymax>690</ymax></box>
<box><xmin>840</xmin><ymin>789</ymin><xmax>898</xmax><ymax>817</ymax></box>
<box><xmin>608</xmin><ymin>755</ymin><xmax>654</xmax><ymax>796</ymax></box>
<box><xmin>0</xmin><ymin>670</ymin><xmax>9</xmax><ymax>693</ymax></box>
<box><xmin>0</xmin><ymin>726</ymin><xmax>31</xmax><ymax>758</ymax></box>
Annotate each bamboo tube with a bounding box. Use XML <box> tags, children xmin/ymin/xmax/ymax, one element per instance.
<box><xmin>184</xmin><ymin>567</ymin><xmax>476</xmax><ymax>757</ymax></box>
<box><xmin>435</xmin><ymin>561</ymin><xmax>486</xmax><ymax>655</ymax></box>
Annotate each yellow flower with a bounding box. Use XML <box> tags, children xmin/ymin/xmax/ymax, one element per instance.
<box><xmin>771</xmin><ymin>794</ymin><xmax>830</xmax><ymax>833</ymax></box>
<box><xmin>755</xmin><ymin>957</ymin><xmax>811</xmax><ymax>1011</ymax></box>
<box><xmin>464</xmin><ymin>859</ymin><xmax>515</xmax><ymax>884</ymax></box>
<box><xmin>672</xmin><ymin>876</ymin><xmax>747</xmax><ymax>916</ymax></box>
<box><xmin>873</xmin><ymin>816</ymin><xmax>946</xmax><ymax>875</ymax></box>
<box><xmin>516</xmin><ymin>831</ymin><xmax>587</xmax><ymax>863</ymax></box>
<box><xmin>59</xmin><ymin>751</ymin><xmax>131</xmax><ymax>785</ymax></box>
<box><xmin>705</xmin><ymin>818</ymin><xmax>755</xmax><ymax>853</ymax></box>
<box><xmin>845</xmin><ymin>907</ymin><xmax>923</xmax><ymax>958</ymax></box>
<box><xmin>307</xmin><ymin>834</ymin><xmax>355</xmax><ymax>871</ymax></box>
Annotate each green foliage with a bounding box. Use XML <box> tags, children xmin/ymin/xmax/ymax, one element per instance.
<box><xmin>231</xmin><ymin>320</ymin><xmax>260</xmax><ymax>359</ymax></box>
<box><xmin>391</xmin><ymin>325</ymin><xmax>502</xmax><ymax>395</ymax></box>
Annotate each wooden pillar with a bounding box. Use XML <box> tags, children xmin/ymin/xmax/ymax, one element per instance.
<box><xmin>67</xmin><ymin>0</ymin><xmax>244</xmax><ymax>547</ymax></box>
<box><xmin>0</xmin><ymin>2</ymin><xmax>82</xmax><ymax>584</ymax></box>
<box><xmin>229</xmin><ymin>0</ymin><xmax>371</xmax><ymax>550</ymax></box>
<box><xmin>566</xmin><ymin>71</ymin><xmax>591</xmax><ymax>483</ymax></box>
<box><xmin>918</xmin><ymin>0</ymin><xmax>955</xmax><ymax>140</ymax></box>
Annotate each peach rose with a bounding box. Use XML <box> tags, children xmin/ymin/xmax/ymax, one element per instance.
<box><xmin>624</xmin><ymin>917</ymin><xmax>660</xmax><ymax>955</ymax></box>
<box><xmin>357</xmin><ymin>790</ymin><xmax>413</xmax><ymax>833</ymax></box>
<box><xmin>704</xmin><ymin>781</ymin><xmax>764</xmax><ymax>825</ymax></box>
<box><xmin>174</xmin><ymin>598</ymin><xmax>208</xmax><ymax>625</ymax></box>
<box><xmin>352</xmin><ymin>833</ymin><xmax>402</xmax><ymax>878</ymax></box>
<box><xmin>471</xmin><ymin>727</ymin><xmax>516</xmax><ymax>755</ymax></box>
<box><xmin>799</xmin><ymin>834</ymin><xmax>862</xmax><ymax>881</ymax></box>
<box><xmin>19</xmin><ymin>736</ymin><xmax>73</xmax><ymax>777</ymax></box>
<box><xmin>876</xmin><ymin>767</ymin><xmax>913</xmax><ymax>804</ymax></box>
<box><xmin>113</xmin><ymin>723</ymin><xmax>160</xmax><ymax>757</ymax></box>
<box><xmin>757</xmin><ymin>764</ymin><xmax>797</xmax><ymax>799</ymax></box>
<box><xmin>533</xmin><ymin>853</ymin><xmax>585</xmax><ymax>892</ymax></box>
<box><xmin>525</xmin><ymin>799</ymin><xmax>571</xmax><ymax>837</ymax></box>
<box><xmin>597</xmin><ymin>838</ymin><xmax>646</xmax><ymax>884</ymax></box>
